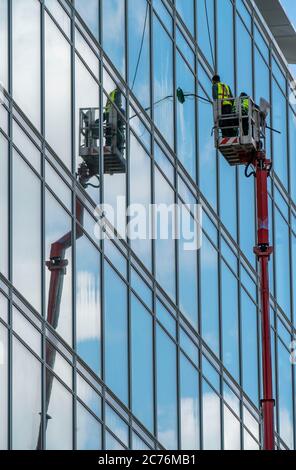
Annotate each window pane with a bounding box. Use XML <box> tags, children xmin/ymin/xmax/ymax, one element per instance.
<box><xmin>104</xmin><ymin>263</ymin><xmax>128</xmax><ymax>404</ymax></box>
<box><xmin>176</xmin><ymin>0</ymin><xmax>194</xmax><ymax>34</ymax></box>
<box><xmin>45</xmin><ymin>13</ymin><xmax>71</xmax><ymax>168</ymax></box>
<box><xmin>13</xmin><ymin>152</ymin><xmax>41</xmax><ymax>311</ymax></box>
<box><xmin>217</xmin><ymin>0</ymin><xmax>234</xmax><ymax>89</ymax></box>
<box><xmin>241</xmin><ymin>293</ymin><xmax>259</xmax><ymax>405</ymax></box>
<box><xmin>272</xmin><ymin>81</ymin><xmax>288</xmax><ymax>187</ymax></box>
<box><xmin>75</xmin><ymin>0</ymin><xmax>99</xmax><ymax>39</ymax></box>
<box><xmin>0</xmin><ymin>325</ymin><xmax>8</xmax><ymax>449</ymax></box>
<box><xmin>221</xmin><ymin>263</ymin><xmax>239</xmax><ymax>380</ymax></box>
<box><xmin>0</xmin><ymin>0</ymin><xmax>8</xmax><ymax>89</ymax></box>
<box><xmin>128</xmin><ymin>0</ymin><xmax>150</xmax><ymax>109</ymax></box>
<box><xmin>102</xmin><ymin>0</ymin><xmax>125</xmax><ymax>77</ymax></box>
<box><xmin>180</xmin><ymin>354</ymin><xmax>199</xmax><ymax>450</ymax></box>
<box><xmin>0</xmin><ymin>133</ymin><xmax>8</xmax><ymax>277</ymax></box>
<box><xmin>12</xmin><ymin>338</ymin><xmax>41</xmax><ymax>449</ymax></box>
<box><xmin>275</xmin><ymin>210</ymin><xmax>291</xmax><ymax>318</ymax></box>
<box><xmin>202</xmin><ymin>382</ymin><xmax>221</xmax><ymax>449</ymax></box>
<box><xmin>153</xmin><ymin>16</ymin><xmax>174</xmax><ymax>148</ymax></box>
<box><xmin>197</xmin><ymin>0</ymin><xmax>215</xmax><ymax>68</ymax></box>
<box><xmin>198</xmin><ymin>83</ymin><xmax>217</xmax><ymax>210</ymax></box>
<box><xmin>76</xmin><ymin>403</ymin><xmax>101</xmax><ymax>450</ymax></box>
<box><xmin>76</xmin><ymin>236</ymin><xmax>101</xmax><ymax>376</ymax></box>
<box><xmin>46</xmin><ymin>375</ymin><xmax>73</xmax><ymax>450</ymax></box>
<box><xmin>154</xmin><ymin>167</ymin><xmax>176</xmax><ymax>301</ymax></box>
<box><xmin>129</xmin><ymin>135</ymin><xmax>152</xmax><ymax>269</ymax></box>
<box><xmin>45</xmin><ymin>191</ymin><xmax>73</xmax><ymax>345</ymax></box>
<box><xmin>156</xmin><ymin>325</ymin><xmax>178</xmax><ymax>449</ymax></box>
<box><xmin>131</xmin><ymin>296</ymin><xmax>154</xmax><ymax>432</ymax></box>
<box><xmin>176</xmin><ymin>52</ymin><xmax>196</xmax><ymax>178</ymax></box>
<box><xmin>12</xmin><ymin>0</ymin><xmax>40</xmax><ymax>128</ymax></box>
<box><xmin>201</xmin><ymin>237</ymin><xmax>219</xmax><ymax>355</ymax></box>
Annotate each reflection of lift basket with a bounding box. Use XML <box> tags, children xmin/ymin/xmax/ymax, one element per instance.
<box><xmin>78</xmin><ymin>104</ymin><xmax>126</xmax><ymax>186</ymax></box>
<box><xmin>104</xmin><ymin>104</ymin><xmax>126</xmax><ymax>175</ymax></box>
<box><xmin>213</xmin><ymin>97</ymin><xmax>264</xmax><ymax>166</ymax></box>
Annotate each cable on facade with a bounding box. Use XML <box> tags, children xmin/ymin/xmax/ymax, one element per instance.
<box><xmin>204</xmin><ymin>0</ymin><xmax>215</xmax><ymax>69</ymax></box>
<box><xmin>131</xmin><ymin>0</ymin><xmax>149</xmax><ymax>91</ymax></box>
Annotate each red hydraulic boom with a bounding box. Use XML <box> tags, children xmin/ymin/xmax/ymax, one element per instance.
<box><xmin>214</xmin><ymin>96</ymin><xmax>275</xmax><ymax>450</ymax></box>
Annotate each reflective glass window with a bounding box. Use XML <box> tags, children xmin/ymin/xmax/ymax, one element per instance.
<box><xmin>0</xmin><ymin>133</ymin><xmax>8</xmax><ymax>277</ymax></box>
<box><xmin>76</xmin><ymin>236</ymin><xmax>101</xmax><ymax>376</ymax></box>
<box><xmin>102</xmin><ymin>0</ymin><xmax>125</xmax><ymax>77</ymax></box>
<box><xmin>106</xmin><ymin>405</ymin><xmax>129</xmax><ymax>447</ymax></box>
<box><xmin>12</xmin><ymin>0</ymin><xmax>41</xmax><ymax>128</ymax></box>
<box><xmin>277</xmin><ymin>341</ymin><xmax>294</xmax><ymax>449</ymax></box>
<box><xmin>176</xmin><ymin>52</ymin><xmax>196</xmax><ymax>179</ymax></box>
<box><xmin>198</xmin><ymin>83</ymin><xmax>217</xmax><ymax>210</ymax></box>
<box><xmin>156</xmin><ymin>325</ymin><xmax>178</xmax><ymax>449</ymax></box>
<box><xmin>46</xmin><ymin>375</ymin><xmax>73</xmax><ymax>450</ymax></box>
<box><xmin>201</xmin><ymin>236</ymin><xmax>219</xmax><ymax>355</ymax></box>
<box><xmin>131</xmin><ymin>295</ymin><xmax>154</xmax><ymax>432</ymax></box>
<box><xmin>154</xmin><ymin>167</ymin><xmax>176</xmax><ymax>301</ymax></box>
<box><xmin>0</xmin><ymin>0</ymin><xmax>8</xmax><ymax>89</ymax></box>
<box><xmin>128</xmin><ymin>0</ymin><xmax>150</xmax><ymax>109</ymax></box>
<box><xmin>289</xmin><ymin>108</ymin><xmax>296</xmax><ymax>204</ymax></box>
<box><xmin>217</xmin><ymin>0</ymin><xmax>234</xmax><ymax>89</ymax></box>
<box><xmin>45</xmin><ymin>13</ymin><xmax>71</xmax><ymax>169</ymax></box>
<box><xmin>275</xmin><ymin>209</ymin><xmax>291</xmax><ymax>319</ymax></box>
<box><xmin>13</xmin><ymin>152</ymin><xmax>41</xmax><ymax>311</ymax></box>
<box><xmin>178</xmin><ymin>204</ymin><xmax>198</xmax><ymax>328</ymax></box>
<box><xmin>153</xmin><ymin>15</ymin><xmax>174</xmax><ymax>148</ymax></box>
<box><xmin>12</xmin><ymin>338</ymin><xmax>41</xmax><ymax>449</ymax></box>
<box><xmin>221</xmin><ymin>263</ymin><xmax>239</xmax><ymax>380</ymax></box>
<box><xmin>241</xmin><ymin>293</ymin><xmax>259</xmax><ymax>405</ymax></box>
<box><xmin>129</xmin><ymin>135</ymin><xmax>152</xmax><ymax>270</ymax></box>
<box><xmin>77</xmin><ymin>402</ymin><xmax>101</xmax><ymax>450</ymax></box>
<box><xmin>45</xmin><ymin>191</ymin><xmax>73</xmax><ymax>345</ymax></box>
<box><xmin>180</xmin><ymin>353</ymin><xmax>199</xmax><ymax>449</ymax></box>
<box><xmin>75</xmin><ymin>0</ymin><xmax>99</xmax><ymax>39</ymax></box>
<box><xmin>197</xmin><ymin>0</ymin><xmax>215</xmax><ymax>69</ymax></box>
<box><xmin>0</xmin><ymin>324</ymin><xmax>8</xmax><ymax>449</ymax></box>
<box><xmin>176</xmin><ymin>0</ymin><xmax>194</xmax><ymax>35</ymax></box>
<box><xmin>272</xmin><ymin>80</ymin><xmax>288</xmax><ymax>187</ymax></box>
<box><xmin>104</xmin><ymin>263</ymin><xmax>128</xmax><ymax>404</ymax></box>
<box><xmin>202</xmin><ymin>381</ymin><xmax>221</xmax><ymax>449</ymax></box>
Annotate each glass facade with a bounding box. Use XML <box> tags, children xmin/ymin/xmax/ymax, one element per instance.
<box><xmin>0</xmin><ymin>0</ymin><xmax>295</xmax><ymax>451</ymax></box>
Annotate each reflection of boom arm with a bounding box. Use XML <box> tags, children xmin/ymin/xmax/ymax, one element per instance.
<box><xmin>36</xmin><ymin>198</ymin><xmax>84</xmax><ymax>450</ymax></box>
<box><xmin>45</xmin><ymin>199</ymin><xmax>84</xmax><ymax>329</ymax></box>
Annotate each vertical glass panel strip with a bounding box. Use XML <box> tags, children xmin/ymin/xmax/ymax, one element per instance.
<box><xmin>12</xmin><ymin>338</ymin><xmax>41</xmax><ymax>449</ymax></box>
<box><xmin>131</xmin><ymin>295</ymin><xmax>154</xmax><ymax>432</ymax></box>
<box><xmin>0</xmin><ymin>324</ymin><xmax>8</xmax><ymax>449</ymax></box>
<box><xmin>76</xmin><ymin>236</ymin><xmax>101</xmax><ymax>376</ymax></box>
<box><xmin>0</xmin><ymin>133</ymin><xmax>8</xmax><ymax>278</ymax></box>
<box><xmin>13</xmin><ymin>151</ymin><xmax>41</xmax><ymax>311</ymax></box>
<box><xmin>102</xmin><ymin>0</ymin><xmax>125</xmax><ymax>78</ymax></box>
<box><xmin>12</xmin><ymin>0</ymin><xmax>41</xmax><ymax>128</ymax></box>
<box><xmin>180</xmin><ymin>353</ymin><xmax>199</xmax><ymax>450</ymax></box>
<box><xmin>104</xmin><ymin>263</ymin><xmax>128</xmax><ymax>405</ymax></box>
<box><xmin>0</xmin><ymin>0</ymin><xmax>8</xmax><ymax>90</ymax></box>
<box><xmin>45</xmin><ymin>13</ymin><xmax>71</xmax><ymax>169</ymax></box>
<box><xmin>156</xmin><ymin>325</ymin><xmax>178</xmax><ymax>449</ymax></box>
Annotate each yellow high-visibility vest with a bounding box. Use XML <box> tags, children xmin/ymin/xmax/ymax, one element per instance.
<box><xmin>217</xmin><ymin>82</ymin><xmax>232</xmax><ymax>106</ymax></box>
<box><xmin>105</xmin><ymin>89</ymin><xmax>117</xmax><ymax>114</ymax></box>
<box><xmin>241</xmin><ymin>98</ymin><xmax>249</xmax><ymax>114</ymax></box>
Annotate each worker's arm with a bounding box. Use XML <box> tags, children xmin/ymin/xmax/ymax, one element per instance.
<box><xmin>212</xmin><ymin>84</ymin><xmax>218</xmax><ymax>100</ymax></box>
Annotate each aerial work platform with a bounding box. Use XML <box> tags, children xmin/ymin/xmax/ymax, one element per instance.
<box><xmin>213</xmin><ymin>96</ymin><xmax>266</xmax><ymax>166</ymax></box>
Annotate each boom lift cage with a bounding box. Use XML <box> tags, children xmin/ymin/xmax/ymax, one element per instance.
<box><xmin>213</xmin><ymin>96</ymin><xmax>265</xmax><ymax>165</ymax></box>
